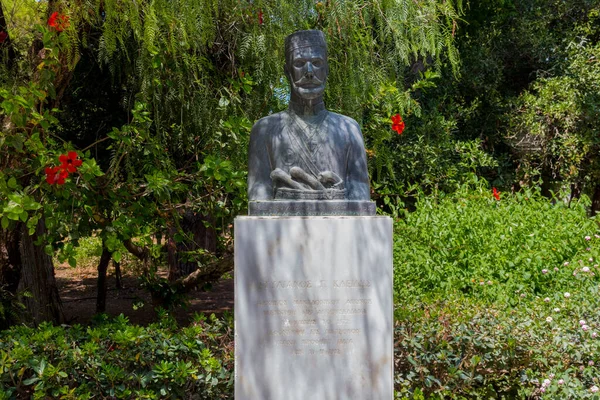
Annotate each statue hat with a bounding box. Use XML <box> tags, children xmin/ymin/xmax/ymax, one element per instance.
<box><xmin>285</xmin><ymin>30</ymin><xmax>327</xmax><ymax>53</ymax></box>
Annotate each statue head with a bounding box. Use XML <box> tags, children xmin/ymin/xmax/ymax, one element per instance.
<box><xmin>284</xmin><ymin>30</ymin><xmax>328</xmax><ymax>103</ymax></box>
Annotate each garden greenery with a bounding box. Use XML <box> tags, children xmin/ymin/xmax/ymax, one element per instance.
<box><xmin>1</xmin><ymin>187</ymin><xmax>599</xmax><ymax>398</ymax></box>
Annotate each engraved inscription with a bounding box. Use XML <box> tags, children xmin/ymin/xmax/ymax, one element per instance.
<box><xmin>254</xmin><ymin>280</ymin><xmax>373</xmax><ymax>357</ymax></box>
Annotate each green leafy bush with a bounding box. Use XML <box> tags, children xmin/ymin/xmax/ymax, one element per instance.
<box><xmin>394</xmin><ymin>183</ymin><xmax>600</xmax><ymax>304</ymax></box>
<box><xmin>393</xmin><ymin>185</ymin><xmax>600</xmax><ymax>398</ymax></box>
<box><xmin>395</xmin><ymin>292</ymin><xmax>600</xmax><ymax>399</ymax></box>
<box><xmin>0</xmin><ymin>313</ymin><xmax>233</xmax><ymax>399</ymax></box>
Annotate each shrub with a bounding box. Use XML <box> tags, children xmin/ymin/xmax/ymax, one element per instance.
<box><xmin>393</xmin><ymin>184</ymin><xmax>600</xmax><ymax>304</ymax></box>
<box><xmin>394</xmin><ymin>291</ymin><xmax>600</xmax><ymax>399</ymax></box>
<box><xmin>0</xmin><ymin>313</ymin><xmax>233</xmax><ymax>399</ymax></box>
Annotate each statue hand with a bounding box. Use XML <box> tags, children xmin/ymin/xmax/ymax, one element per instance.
<box><xmin>318</xmin><ymin>171</ymin><xmax>343</xmax><ymax>188</ymax></box>
<box><xmin>290</xmin><ymin>167</ymin><xmax>325</xmax><ymax>190</ymax></box>
<box><xmin>270</xmin><ymin>168</ymin><xmax>310</xmax><ymax>190</ymax></box>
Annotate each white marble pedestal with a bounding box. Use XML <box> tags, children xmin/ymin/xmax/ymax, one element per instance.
<box><xmin>234</xmin><ymin>216</ymin><xmax>393</xmax><ymax>400</ymax></box>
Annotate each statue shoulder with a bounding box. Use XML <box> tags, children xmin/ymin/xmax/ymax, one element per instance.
<box><xmin>327</xmin><ymin>112</ymin><xmax>361</xmax><ymax>131</ymax></box>
<box><xmin>251</xmin><ymin>111</ymin><xmax>287</xmax><ymax>134</ymax></box>
<box><xmin>327</xmin><ymin>112</ymin><xmax>363</xmax><ymax>147</ymax></box>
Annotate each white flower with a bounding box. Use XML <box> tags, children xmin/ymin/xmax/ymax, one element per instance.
<box><xmin>573</xmin><ymin>271</ymin><xmax>577</xmax><ymax>276</ymax></box>
<box><xmin>546</xmin><ymin>316</ymin><xmax>553</xmax><ymax>322</ymax></box>
<box><xmin>542</xmin><ymin>379</ymin><xmax>551</xmax><ymax>387</ymax></box>
<box><xmin>554</xmin><ymin>307</ymin><xmax>560</xmax><ymax>312</ymax></box>
<box><xmin>520</xmin><ymin>293</ymin><xmax>526</xmax><ymax>298</ymax></box>
<box><xmin>589</xmin><ymin>258</ymin><xmax>594</xmax><ymax>262</ymax></box>
<box><xmin>585</xmin><ymin>236</ymin><xmax>591</xmax><ymax>241</ymax></box>
<box><xmin>564</xmin><ymin>262</ymin><xmax>570</xmax><ymax>266</ymax></box>
<box><xmin>542</xmin><ymin>269</ymin><xmax>548</xmax><ymax>274</ymax></box>
<box><xmin>595</xmin><ymin>234</ymin><xmax>600</xmax><ymax>239</ymax></box>
<box><xmin>479</xmin><ymin>281</ymin><xmax>484</xmax><ymax>285</ymax></box>
<box><xmin>582</xmin><ymin>267</ymin><xmax>590</xmax><ymax>272</ymax></box>
<box><xmin>554</xmin><ymin>267</ymin><xmax>559</xmax><ymax>272</ymax></box>
<box><xmin>588</xmin><ymin>361</ymin><xmax>594</xmax><ymax>366</ymax></box>
<box><xmin>593</xmin><ymin>332</ymin><xmax>598</xmax><ymax>338</ymax></box>
<box><xmin>544</xmin><ymin>297</ymin><xmax>550</xmax><ymax>302</ymax></box>
<box><xmin>591</xmin><ymin>385</ymin><xmax>599</xmax><ymax>393</ymax></box>
<box><xmin>564</xmin><ymin>292</ymin><xmax>571</xmax><ymax>298</ymax></box>
<box><xmin>487</xmin><ymin>280</ymin><xmax>492</xmax><ymax>285</ymax></box>
<box><xmin>549</xmin><ymin>373</ymin><xmax>555</xmax><ymax>379</ymax></box>
<box><xmin>580</xmin><ymin>320</ymin><xmax>587</xmax><ymax>325</ymax></box>
<box><xmin>558</xmin><ymin>379</ymin><xmax>564</xmax><ymax>385</ymax></box>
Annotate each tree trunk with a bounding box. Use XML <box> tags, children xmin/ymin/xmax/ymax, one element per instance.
<box><xmin>16</xmin><ymin>220</ymin><xmax>64</xmax><ymax>326</ymax></box>
<box><xmin>592</xmin><ymin>184</ymin><xmax>600</xmax><ymax>217</ymax></box>
<box><xmin>113</xmin><ymin>260</ymin><xmax>122</xmax><ymax>290</ymax></box>
<box><xmin>568</xmin><ymin>182</ymin><xmax>582</xmax><ymax>208</ymax></box>
<box><xmin>96</xmin><ymin>243</ymin><xmax>111</xmax><ymax>313</ymax></box>
<box><xmin>167</xmin><ymin>210</ymin><xmax>217</xmax><ymax>281</ymax></box>
<box><xmin>0</xmin><ymin>1</ymin><xmax>17</xmax><ymax>66</ymax></box>
<box><xmin>0</xmin><ymin>227</ymin><xmax>21</xmax><ymax>293</ymax></box>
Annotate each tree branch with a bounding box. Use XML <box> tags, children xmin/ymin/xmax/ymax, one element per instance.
<box><xmin>174</xmin><ymin>253</ymin><xmax>233</xmax><ymax>293</ymax></box>
<box><xmin>123</xmin><ymin>239</ymin><xmax>150</xmax><ymax>262</ymax></box>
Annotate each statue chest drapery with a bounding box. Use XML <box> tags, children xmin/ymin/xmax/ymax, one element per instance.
<box><xmin>267</xmin><ymin>111</ymin><xmax>349</xmax><ymax>180</ymax></box>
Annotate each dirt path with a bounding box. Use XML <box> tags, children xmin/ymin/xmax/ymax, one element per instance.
<box><xmin>55</xmin><ymin>263</ymin><xmax>233</xmax><ymax>326</ymax></box>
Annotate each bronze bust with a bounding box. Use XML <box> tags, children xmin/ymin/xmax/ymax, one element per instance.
<box><xmin>247</xmin><ymin>30</ymin><xmax>374</xmax><ymax>215</ymax></box>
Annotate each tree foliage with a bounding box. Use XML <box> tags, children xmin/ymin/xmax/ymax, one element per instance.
<box><xmin>0</xmin><ymin>0</ymin><xmax>463</xmax><ymax>322</ymax></box>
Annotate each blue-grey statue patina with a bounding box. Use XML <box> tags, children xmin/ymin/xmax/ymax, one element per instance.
<box><xmin>247</xmin><ymin>30</ymin><xmax>375</xmax><ymax>216</ymax></box>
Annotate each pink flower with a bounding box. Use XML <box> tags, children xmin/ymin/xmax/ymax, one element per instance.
<box><xmin>542</xmin><ymin>379</ymin><xmax>551</xmax><ymax>387</ymax></box>
<box><xmin>558</xmin><ymin>379</ymin><xmax>564</xmax><ymax>385</ymax></box>
<box><xmin>542</xmin><ymin>269</ymin><xmax>548</xmax><ymax>274</ymax></box>
<box><xmin>580</xmin><ymin>320</ymin><xmax>587</xmax><ymax>325</ymax></box>
<box><xmin>585</xmin><ymin>236</ymin><xmax>591</xmax><ymax>241</ymax></box>
<box><xmin>582</xmin><ymin>325</ymin><xmax>590</xmax><ymax>331</ymax></box>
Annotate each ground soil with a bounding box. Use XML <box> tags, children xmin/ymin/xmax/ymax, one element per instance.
<box><xmin>55</xmin><ymin>263</ymin><xmax>233</xmax><ymax>326</ymax></box>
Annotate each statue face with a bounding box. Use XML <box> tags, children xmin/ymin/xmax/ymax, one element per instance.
<box><xmin>286</xmin><ymin>45</ymin><xmax>328</xmax><ymax>101</ymax></box>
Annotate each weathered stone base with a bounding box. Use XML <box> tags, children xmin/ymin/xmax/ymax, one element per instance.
<box><xmin>235</xmin><ymin>216</ymin><xmax>393</xmax><ymax>400</ymax></box>
<box><xmin>248</xmin><ymin>200</ymin><xmax>376</xmax><ymax>216</ymax></box>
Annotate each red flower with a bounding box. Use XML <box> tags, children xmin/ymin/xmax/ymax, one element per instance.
<box><xmin>45</xmin><ymin>166</ymin><xmax>69</xmax><ymax>185</ymax></box>
<box><xmin>0</xmin><ymin>31</ymin><xmax>7</xmax><ymax>44</ymax></box>
<box><xmin>48</xmin><ymin>12</ymin><xmax>70</xmax><ymax>32</ymax></box>
<box><xmin>492</xmin><ymin>187</ymin><xmax>500</xmax><ymax>200</ymax></box>
<box><xmin>391</xmin><ymin>113</ymin><xmax>405</xmax><ymax>135</ymax></box>
<box><xmin>59</xmin><ymin>151</ymin><xmax>82</xmax><ymax>173</ymax></box>
<box><xmin>258</xmin><ymin>10</ymin><xmax>264</xmax><ymax>25</ymax></box>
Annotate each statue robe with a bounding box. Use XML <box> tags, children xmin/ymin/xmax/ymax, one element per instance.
<box><xmin>248</xmin><ymin>109</ymin><xmax>370</xmax><ymax>201</ymax></box>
